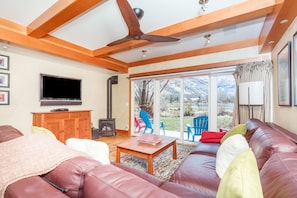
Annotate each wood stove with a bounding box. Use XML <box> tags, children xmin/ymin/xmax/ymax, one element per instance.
<box><xmin>98</xmin><ymin>118</ymin><xmax>116</xmax><ymax>136</ymax></box>
<box><xmin>97</xmin><ymin>75</ymin><xmax>118</xmax><ymax>137</ymax></box>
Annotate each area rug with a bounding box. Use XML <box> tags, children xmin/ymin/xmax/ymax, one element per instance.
<box><xmin>119</xmin><ymin>144</ymin><xmax>195</xmax><ymax>181</ymax></box>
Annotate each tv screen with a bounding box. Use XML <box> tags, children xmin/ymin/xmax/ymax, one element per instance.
<box><xmin>40</xmin><ymin>74</ymin><xmax>82</xmax><ymax>106</ymax></box>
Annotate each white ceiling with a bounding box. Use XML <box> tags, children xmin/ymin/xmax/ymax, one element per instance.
<box><xmin>0</xmin><ymin>0</ymin><xmax>286</xmax><ymax>72</ymax></box>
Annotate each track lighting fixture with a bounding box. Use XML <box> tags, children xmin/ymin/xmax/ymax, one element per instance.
<box><xmin>199</xmin><ymin>0</ymin><xmax>209</xmax><ymax>12</ymax></box>
<box><xmin>204</xmin><ymin>34</ymin><xmax>211</xmax><ymax>46</ymax></box>
<box><xmin>141</xmin><ymin>50</ymin><xmax>147</xmax><ymax>58</ymax></box>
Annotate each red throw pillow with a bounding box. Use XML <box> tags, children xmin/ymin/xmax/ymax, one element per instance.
<box><xmin>200</xmin><ymin>131</ymin><xmax>227</xmax><ymax>143</ymax></box>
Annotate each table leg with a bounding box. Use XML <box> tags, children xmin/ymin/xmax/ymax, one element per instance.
<box><xmin>116</xmin><ymin>147</ymin><xmax>121</xmax><ymax>163</ymax></box>
<box><xmin>147</xmin><ymin>155</ymin><xmax>153</xmax><ymax>174</ymax></box>
<box><xmin>172</xmin><ymin>141</ymin><xmax>177</xmax><ymax>160</ymax></box>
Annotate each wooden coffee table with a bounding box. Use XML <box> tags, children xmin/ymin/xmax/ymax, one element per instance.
<box><xmin>116</xmin><ymin>135</ymin><xmax>177</xmax><ymax>174</ymax></box>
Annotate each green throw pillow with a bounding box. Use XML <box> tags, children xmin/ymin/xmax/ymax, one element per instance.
<box><xmin>31</xmin><ymin>126</ymin><xmax>57</xmax><ymax>139</ymax></box>
<box><xmin>216</xmin><ymin>148</ymin><xmax>263</xmax><ymax>198</ymax></box>
<box><xmin>220</xmin><ymin>124</ymin><xmax>247</xmax><ymax>143</ymax></box>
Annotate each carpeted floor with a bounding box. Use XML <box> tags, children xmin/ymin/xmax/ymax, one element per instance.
<box><xmin>115</xmin><ymin>144</ymin><xmax>195</xmax><ymax>181</ymax></box>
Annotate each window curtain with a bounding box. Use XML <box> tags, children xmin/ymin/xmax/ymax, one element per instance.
<box><xmin>233</xmin><ymin>60</ymin><xmax>273</xmax><ymax>125</ymax></box>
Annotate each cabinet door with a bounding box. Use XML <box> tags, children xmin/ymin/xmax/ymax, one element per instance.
<box><xmin>37</xmin><ymin>113</ymin><xmax>68</xmax><ymax>140</ymax></box>
<box><xmin>41</xmin><ymin>119</ymin><xmax>62</xmax><ymax>139</ymax></box>
<box><xmin>61</xmin><ymin>117</ymin><xmax>78</xmax><ymax>143</ymax></box>
<box><xmin>70</xmin><ymin>111</ymin><xmax>91</xmax><ymax>139</ymax></box>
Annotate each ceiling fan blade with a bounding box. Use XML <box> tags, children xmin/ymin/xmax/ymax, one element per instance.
<box><xmin>116</xmin><ymin>0</ymin><xmax>143</xmax><ymax>36</ymax></box>
<box><xmin>106</xmin><ymin>36</ymin><xmax>134</xmax><ymax>46</ymax></box>
<box><xmin>141</xmin><ymin>34</ymin><xmax>180</xmax><ymax>42</ymax></box>
<box><xmin>107</xmin><ymin>0</ymin><xmax>180</xmax><ymax>46</ymax></box>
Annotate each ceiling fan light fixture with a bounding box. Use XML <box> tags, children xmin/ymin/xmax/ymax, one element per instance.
<box><xmin>133</xmin><ymin>8</ymin><xmax>144</xmax><ymax>20</ymax></box>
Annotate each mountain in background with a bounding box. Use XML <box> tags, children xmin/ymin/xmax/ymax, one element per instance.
<box><xmin>161</xmin><ymin>76</ymin><xmax>236</xmax><ymax>103</ymax></box>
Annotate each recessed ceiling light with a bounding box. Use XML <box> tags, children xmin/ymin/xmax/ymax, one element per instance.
<box><xmin>268</xmin><ymin>41</ymin><xmax>275</xmax><ymax>44</ymax></box>
<box><xmin>141</xmin><ymin>50</ymin><xmax>147</xmax><ymax>58</ymax></box>
<box><xmin>280</xmin><ymin>19</ymin><xmax>288</xmax><ymax>24</ymax></box>
<box><xmin>1</xmin><ymin>44</ymin><xmax>9</xmax><ymax>50</ymax></box>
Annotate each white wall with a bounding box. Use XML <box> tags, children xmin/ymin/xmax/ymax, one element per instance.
<box><xmin>0</xmin><ymin>45</ymin><xmax>125</xmax><ymax>134</ymax></box>
<box><xmin>129</xmin><ymin>46</ymin><xmax>262</xmax><ymax>74</ymax></box>
<box><xmin>272</xmin><ymin>16</ymin><xmax>297</xmax><ymax>133</ymax></box>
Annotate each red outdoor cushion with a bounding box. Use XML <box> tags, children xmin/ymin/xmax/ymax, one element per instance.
<box><xmin>200</xmin><ymin>131</ymin><xmax>226</xmax><ymax>143</ymax></box>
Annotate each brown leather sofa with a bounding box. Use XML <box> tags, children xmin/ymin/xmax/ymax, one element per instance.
<box><xmin>2</xmin><ymin>119</ymin><xmax>297</xmax><ymax>198</ymax></box>
<box><xmin>0</xmin><ymin>125</ymin><xmax>210</xmax><ymax>198</ymax></box>
<box><xmin>169</xmin><ymin>119</ymin><xmax>297</xmax><ymax>198</ymax></box>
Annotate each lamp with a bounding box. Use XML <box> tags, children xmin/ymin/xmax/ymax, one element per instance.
<box><xmin>239</xmin><ymin>81</ymin><xmax>264</xmax><ymax>119</ymax></box>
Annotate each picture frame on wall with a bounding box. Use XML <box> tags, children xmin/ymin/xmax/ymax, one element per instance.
<box><xmin>0</xmin><ymin>73</ymin><xmax>9</xmax><ymax>88</ymax></box>
<box><xmin>0</xmin><ymin>90</ymin><xmax>9</xmax><ymax>105</ymax></box>
<box><xmin>0</xmin><ymin>54</ymin><xmax>9</xmax><ymax>70</ymax></box>
<box><xmin>293</xmin><ymin>32</ymin><xmax>297</xmax><ymax>106</ymax></box>
<box><xmin>277</xmin><ymin>41</ymin><xmax>291</xmax><ymax>106</ymax></box>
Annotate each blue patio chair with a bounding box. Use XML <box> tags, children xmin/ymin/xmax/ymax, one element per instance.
<box><xmin>187</xmin><ymin>116</ymin><xmax>208</xmax><ymax>141</ymax></box>
<box><xmin>140</xmin><ymin>110</ymin><xmax>154</xmax><ymax>133</ymax></box>
<box><xmin>139</xmin><ymin>110</ymin><xmax>165</xmax><ymax>134</ymax></box>
<box><xmin>150</xmin><ymin>118</ymin><xmax>165</xmax><ymax>135</ymax></box>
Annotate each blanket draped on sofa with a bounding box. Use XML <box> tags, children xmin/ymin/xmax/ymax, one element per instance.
<box><xmin>0</xmin><ymin>134</ymin><xmax>87</xmax><ymax>198</ymax></box>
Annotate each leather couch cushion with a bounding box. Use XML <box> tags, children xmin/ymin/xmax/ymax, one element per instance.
<box><xmin>245</xmin><ymin>119</ymin><xmax>265</xmax><ymax>142</ymax></box>
<box><xmin>216</xmin><ymin>149</ymin><xmax>263</xmax><ymax>198</ymax></box>
<box><xmin>260</xmin><ymin>152</ymin><xmax>297</xmax><ymax>198</ymax></box>
<box><xmin>169</xmin><ymin>154</ymin><xmax>219</xmax><ymax>197</ymax></box>
<box><xmin>111</xmin><ymin>161</ymin><xmax>164</xmax><ymax>187</ymax></box>
<box><xmin>5</xmin><ymin>176</ymin><xmax>68</xmax><ymax>198</ymax></box>
<box><xmin>43</xmin><ymin>156</ymin><xmax>101</xmax><ymax>198</ymax></box>
<box><xmin>0</xmin><ymin>125</ymin><xmax>23</xmax><ymax>142</ymax></box>
<box><xmin>160</xmin><ymin>182</ymin><xmax>214</xmax><ymax>198</ymax></box>
<box><xmin>249</xmin><ymin>125</ymin><xmax>297</xmax><ymax>169</ymax></box>
<box><xmin>190</xmin><ymin>142</ymin><xmax>220</xmax><ymax>156</ymax></box>
<box><xmin>83</xmin><ymin>165</ymin><xmax>179</xmax><ymax>198</ymax></box>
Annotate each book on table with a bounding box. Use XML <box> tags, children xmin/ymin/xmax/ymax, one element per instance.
<box><xmin>138</xmin><ymin>134</ymin><xmax>162</xmax><ymax>145</ymax></box>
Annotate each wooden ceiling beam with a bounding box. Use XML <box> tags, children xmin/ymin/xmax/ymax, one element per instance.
<box><xmin>259</xmin><ymin>0</ymin><xmax>297</xmax><ymax>53</ymax></box>
<box><xmin>27</xmin><ymin>0</ymin><xmax>106</xmax><ymax>38</ymax></box>
<box><xmin>93</xmin><ymin>0</ymin><xmax>277</xmax><ymax>57</ymax></box>
<box><xmin>0</xmin><ymin>25</ymin><xmax>128</xmax><ymax>72</ymax></box>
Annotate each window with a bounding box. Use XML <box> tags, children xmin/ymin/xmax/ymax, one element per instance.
<box><xmin>131</xmin><ymin>67</ymin><xmax>236</xmax><ymax>142</ymax></box>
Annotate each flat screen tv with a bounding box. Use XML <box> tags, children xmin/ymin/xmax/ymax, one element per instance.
<box><xmin>40</xmin><ymin>74</ymin><xmax>82</xmax><ymax>106</ymax></box>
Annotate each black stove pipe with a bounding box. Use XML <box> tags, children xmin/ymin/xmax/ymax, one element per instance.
<box><xmin>107</xmin><ymin>76</ymin><xmax>118</xmax><ymax>119</ymax></box>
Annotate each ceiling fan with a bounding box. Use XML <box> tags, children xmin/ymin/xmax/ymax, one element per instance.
<box><xmin>107</xmin><ymin>0</ymin><xmax>180</xmax><ymax>46</ymax></box>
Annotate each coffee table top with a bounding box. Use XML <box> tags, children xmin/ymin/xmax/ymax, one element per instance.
<box><xmin>116</xmin><ymin>135</ymin><xmax>176</xmax><ymax>155</ymax></box>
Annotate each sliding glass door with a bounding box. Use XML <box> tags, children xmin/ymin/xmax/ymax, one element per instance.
<box><xmin>131</xmin><ymin>68</ymin><xmax>235</xmax><ymax>142</ymax></box>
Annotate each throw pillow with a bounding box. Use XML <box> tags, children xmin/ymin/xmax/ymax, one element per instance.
<box><xmin>216</xmin><ymin>148</ymin><xmax>263</xmax><ymax>198</ymax></box>
<box><xmin>199</xmin><ymin>131</ymin><xmax>226</xmax><ymax>143</ymax></box>
<box><xmin>216</xmin><ymin>134</ymin><xmax>249</xmax><ymax>178</ymax></box>
<box><xmin>66</xmin><ymin>138</ymin><xmax>110</xmax><ymax>165</ymax></box>
<box><xmin>220</xmin><ymin>124</ymin><xmax>247</xmax><ymax>143</ymax></box>
<box><xmin>31</xmin><ymin>126</ymin><xmax>56</xmax><ymax>139</ymax></box>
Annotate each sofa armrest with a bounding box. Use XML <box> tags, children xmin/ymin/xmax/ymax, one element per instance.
<box><xmin>5</xmin><ymin>176</ymin><xmax>68</xmax><ymax>198</ymax></box>
<box><xmin>43</xmin><ymin>156</ymin><xmax>101</xmax><ymax>198</ymax></box>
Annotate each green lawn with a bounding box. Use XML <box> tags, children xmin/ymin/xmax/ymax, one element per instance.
<box><xmin>161</xmin><ymin>115</ymin><xmax>232</xmax><ymax>131</ymax></box>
